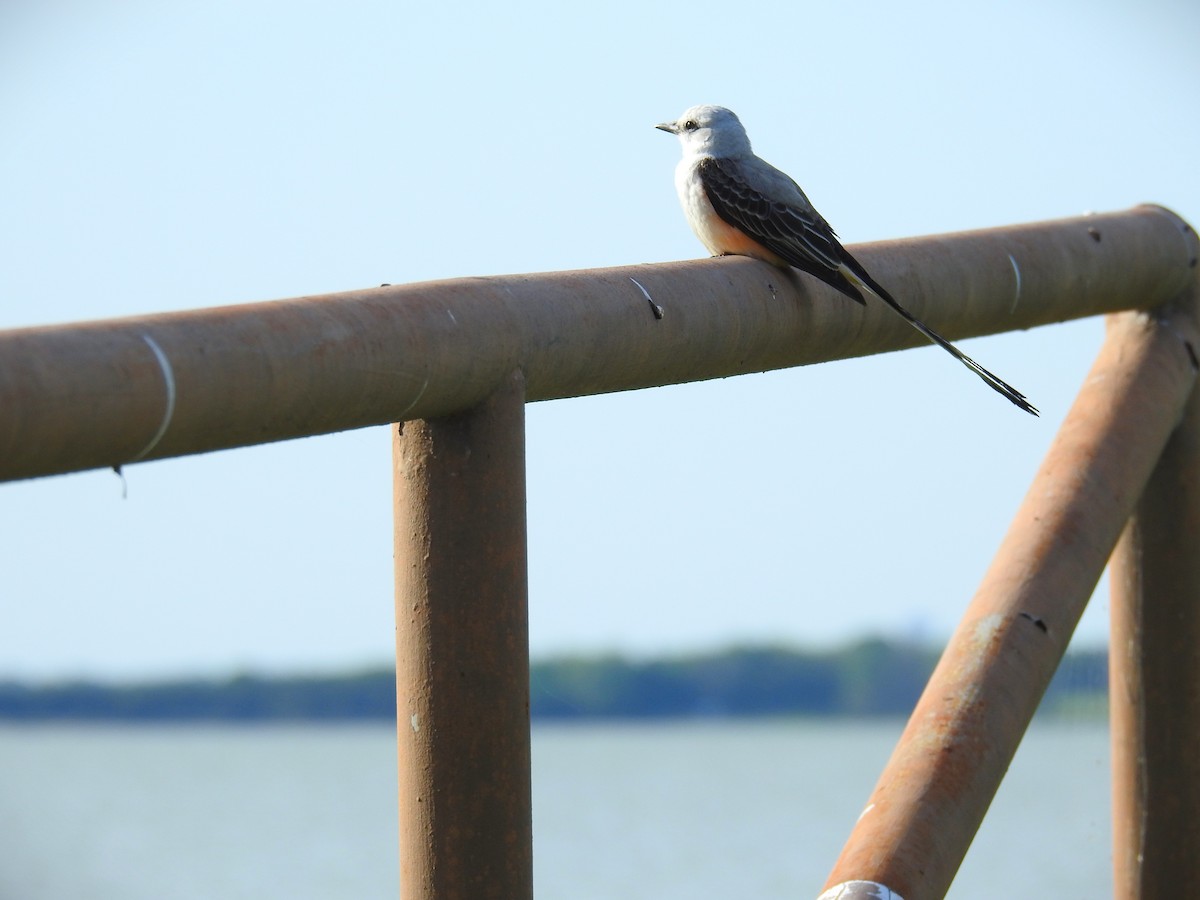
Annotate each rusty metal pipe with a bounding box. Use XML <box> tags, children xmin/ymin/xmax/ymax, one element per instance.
<box><xmin>393</xmin><ymin>371</ymin><xmax>532</xmax><ymax>900</ymax></box>
<box><xmin>820</xmin><ymin>290</ymin><xmax>1200</xmax><ymax>900</ymax></box>
<box><xmin>0</xmin><ymin>206</ymin><xmax>1194</xmax><ymax>482</ymax></box>
<box><xmin>1109</xmin><ymin>276</ymin><xmax>1200</xmax><ymax>898</ymax></box>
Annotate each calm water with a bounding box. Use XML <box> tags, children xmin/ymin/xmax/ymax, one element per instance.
<box><xmin>0</xmin><ymin>720</ymin><xmax>1109</xmax><ymax>898</ymax></box>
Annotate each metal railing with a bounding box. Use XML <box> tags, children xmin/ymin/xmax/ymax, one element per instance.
<box><xmin>2</xmin><ymin>205</ymin><xmax>1197</xmax><ymax>899</ymax></box>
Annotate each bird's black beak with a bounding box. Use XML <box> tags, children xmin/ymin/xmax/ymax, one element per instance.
<box><xmin>655</xmin><ymin>122</ymin><xmax>678</xmax><ymax>135</ymax></box>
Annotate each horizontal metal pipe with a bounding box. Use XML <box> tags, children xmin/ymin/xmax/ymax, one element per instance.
<box><xmin>0</xmin><ymin>206</ymin><xmax>1193</xmax><ymax>482</ymax></box>
<box><xmin>821</xmin><ymin>287</ymin><xmax>1200</xmax><ymax>899</ymax></box>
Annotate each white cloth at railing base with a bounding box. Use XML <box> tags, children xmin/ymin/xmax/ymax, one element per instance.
<box><xmin>817</xmin><ymin>880</ymin><xmax>905</xmax><ymax>900</ymax></box>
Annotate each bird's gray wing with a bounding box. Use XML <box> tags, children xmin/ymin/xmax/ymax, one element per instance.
<box><xmin>697</xmin><ymin>156</ymin><xmax>863</xmax><ymax>302</ymax></box>
<box><xmin>699</xmin><ymin>159</ymin><xmax>1038</xmax><ymax>414</ymax></box>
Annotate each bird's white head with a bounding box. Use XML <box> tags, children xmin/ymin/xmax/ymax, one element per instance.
<box><xmin>655</xmin><ymin>105</ymin><xmax>753</xmax><ymax>159</ymax></box>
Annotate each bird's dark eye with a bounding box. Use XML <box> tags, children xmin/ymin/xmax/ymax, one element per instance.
<box><xmin>683</xmin><ymin>120</ymin><xmax>698</xmax><ymax>131</ymax></box>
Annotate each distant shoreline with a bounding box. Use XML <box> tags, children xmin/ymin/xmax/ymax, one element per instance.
<box><xmin>0</xmin><ymin>640</ymin><xmax>1108</xmax><ymax>722</ymax></box>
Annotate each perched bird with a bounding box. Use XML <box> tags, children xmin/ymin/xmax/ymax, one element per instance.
<box><xmin>657</xmin><ymin>104</ymin><xmax>1037</xmax><ymax>416</ymax></box>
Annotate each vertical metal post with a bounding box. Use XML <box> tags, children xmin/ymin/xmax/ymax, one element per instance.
<box><xmin>392</xmin><ymin>370</ymin><xmax>532</xmax><ymax>900</ymax></box>
<box><xmin>1109</xmin><ymin>278</ymin><xmax>1200</xmax><ymax>898</ymax></box>
<box><xmin>820</xmin><ymin>300</ymin><xmax>1199</xmax><ymax>900</ymax></box>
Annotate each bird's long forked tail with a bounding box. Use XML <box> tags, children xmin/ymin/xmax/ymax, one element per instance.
<box><xmin>844</xmin><ymin>267</ymin><xmax>1039</xmax><ymax>416</ymax></box>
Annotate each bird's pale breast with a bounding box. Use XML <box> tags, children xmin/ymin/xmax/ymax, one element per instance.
<box><xmin>674</xmin><ymin>158</ymin><xmax>788</xmax><ymax>266</ymax></box>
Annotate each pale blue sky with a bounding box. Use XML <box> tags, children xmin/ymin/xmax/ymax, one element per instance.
<box><xmin>2</xmin><ymin>0</ymin><xmax>1197</xmax><ymax>680</ymax></box>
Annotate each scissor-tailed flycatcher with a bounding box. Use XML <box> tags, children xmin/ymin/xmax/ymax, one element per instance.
<box><xmin>657</xmin><ymin>104</ymin><xmax>1037</xmax><ymax>416</ymax></box>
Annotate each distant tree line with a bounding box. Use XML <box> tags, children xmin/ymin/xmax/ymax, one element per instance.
<box><xmin>0</xmin><ymin>640</ymin><xmax>1108</xmax><ymax>722</ymax></box>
